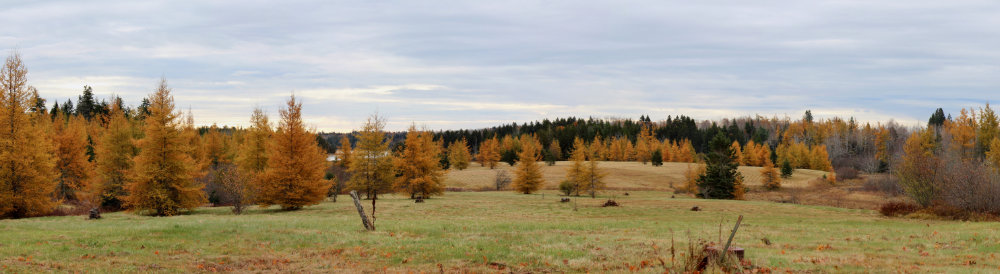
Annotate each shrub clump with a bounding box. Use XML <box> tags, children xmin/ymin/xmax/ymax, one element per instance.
<box><xmin>879</xmin><ymin>201</ymin><xmax>919</xmax><ymax>217</ymax></box>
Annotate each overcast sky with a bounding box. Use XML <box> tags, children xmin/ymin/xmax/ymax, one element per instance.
<box><xmin>3</xmin><ymin>0</ymin><xmax>999</xmax><ymax>131</ymax></box>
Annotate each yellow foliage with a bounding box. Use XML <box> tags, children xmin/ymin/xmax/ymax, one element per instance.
<box><xmin>52</xmin><ymin>115</ymin><xmax>96</xmax><ymax>202</ymax></box>
<box><xmin>730</xmin><ymin>141</ymin><xmax>743</xmax><ymax>165</ymax></box>
<box><xmin>579</xmin><ymin>157</ymin><xmax>607</xmax><ymax>198</ymax></box>
<box><xmin>477</xmin><ymin>137</ymin><xmax>501</xmax><ymax>169</ymax></box>
<box><xmin>95</xmin><ymin>105</ymin><xmax>137</xmax><ymax>210</ymax></box>
<box><xmin>336</xmin><ymin>135</ymin><xmax>351</xmax><ymax>168</ymax></box>
<box><xmin>760</xmin><ymin>159</ymin><xmax>781</xmax><ymax>190</ymax></box>
<box><xmin>986</xmin><ymin>138</ymin><xmax>1000</xmax><ymax>171</ymax></box>
<box><xmin>447</xmin><ymin>138</ymin><xmax>471</xmax><ymax>170</ymax></box>
<box><xmin>257</xmin><ymin>95</ymin><xmax>331</xmax><ymax>210</ymax></box>
<box><xmin>395</xmin><ymin>125</ymin><xmax>446</xmax><ymax>198</ymax></box>
<box><xmin>236</xmin><ymin>108</ymin><xmax>271</xmax><ymax>175</ymax></box>
<box><xmin>682</xmin><ymin>164</ymin><xmax>705</xmax><ymax>194</ymax></box>
<box><xmin>0</xmin><ymin>53</ymin><xmax>59</xmax><ymax>218</ymax></box>
<box><xmin>125</xmin><ymin>79</ymin><xmax>205</xmax><ymax>216</ymax></box>
<box><xmin>512</xmin><ymin>135</ymin><xmax>543</xmax><ymax>194</ymax></box>
<box><xmin>348</xmin><ymin>114</ymin><xmax>395</xmax><ymax>199</ymax></box>
<box><xmin>809</xmin><ymin>145</ymin><xmax>833</xmax><ymax>172</ymax></box>
<box><xmin>945</xmin><ymin>108</ymin><xmax>977</xmax><ymax>157</ymax></box>
<box><xmin>566</xmin><ymin>137</ymin><xmax>587</xmax><ymax>195</ymax></box>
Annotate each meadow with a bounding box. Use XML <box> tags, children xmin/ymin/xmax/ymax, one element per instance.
<box><xmin>1</xmin><ymin>162</ymin><xmax>997</xmax><ymax>273</ymax></box>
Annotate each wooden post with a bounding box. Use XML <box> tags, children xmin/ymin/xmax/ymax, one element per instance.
<box><xmin>350</xmin><ymin>190</ymin><xmax>374</xmax><ymax>231</ymax></box>
<box><xmin>721</xmin><ymin>215</ymin><xmax>743</xmax><ymax>261</ymax></box>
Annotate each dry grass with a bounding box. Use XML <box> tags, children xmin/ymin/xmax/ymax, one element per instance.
<box><xmin>448</xmin><ymin>161</ymin><xmax>829</xmax><ymax>191</ymax></box>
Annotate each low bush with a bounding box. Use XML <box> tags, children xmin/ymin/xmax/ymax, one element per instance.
<box><xmin>863</xmin><ymin>174</ymin><xmax>903</xmax><ymax>196</ymax></box>
<box><xmin>558</xmin><ymin>180</ymin><xmax>576</xmax><ymax>196</ymax></box>
<box><xmin>835</xmin><ymin>167</ymin><xmax>859</xmax><ymax>181</ymax></box>
<box><xmin>879</xmin><ymin>201</ymin><xmax>919</xmax><ymax>217</ymax></box>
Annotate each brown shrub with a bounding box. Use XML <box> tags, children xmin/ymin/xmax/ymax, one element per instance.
<box><xmin>879</xmin><ymin>201</ymin><xmax>919</xmax><ymax>217</ymax></box>
<box><xmin>863</xmin><ymin>174</ymin><xmax>903</xmax><ymax>196</ymax></box>
<box><xmin>835</xmin><ymin>167</ymin><xmax>859</xmax><ymax>181</ymax></box>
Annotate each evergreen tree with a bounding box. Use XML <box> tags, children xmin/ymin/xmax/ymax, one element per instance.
<box><xmin>928</xmin><ymin>108</ymin><xmax>946</xmax><ymax>127</ymax></box>
<box><xmin>651</xmin><ymin>149</ymin><xmax>663</xmax><ymax>166</ymax></box>
<box><xmin>696</xmin><ymin>133</ymin><xmax>742</xmax><ymax>199</ymax></box>
<box><xmin>0</xmin><ymin>52</ymin><xmax>59</xmax><ymax>218</ymax></box>
<box><xmin>124</xmin><ymin>79</ymin><xmax>205</xmax><ymax>216</ymax></box>
<box><xmin>257</xmin><ymin>95</ymin><xmax>331</xmax><ymax>210</ymax></box>
<box><xmin>76</xmin><ymin>86</ymin><xmax>96</xmax><ymax>120</ymax></box>
<box><xmin>394</xmin><ymin>125</ymin><xmax>446</xmax><ymax>199</ymax></box>
<box><xmin>95</xmin><ymin>104</ymin><xmax>137</xmax><ymax>210</ymax></box>
<box><xmin>780</xmin><ymin>159</ymin><xmax>793</xmax><ymax>178</ymax></box>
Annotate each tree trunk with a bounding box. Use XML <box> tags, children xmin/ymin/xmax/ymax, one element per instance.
<box><xmin>349</xmin><ymin>190</ymin><xmax>373</xmax><ymax>231</ymax></box>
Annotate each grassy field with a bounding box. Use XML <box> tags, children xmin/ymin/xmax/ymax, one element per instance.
<box><xmin>445</xmin><ymin>161</ymin><xmax>830</xmax><ymax>191</ymax></box>
<box><xmin>2</xmin><ymin>190</ymin><xmax>998</xmax><ymax>272</ymax></box>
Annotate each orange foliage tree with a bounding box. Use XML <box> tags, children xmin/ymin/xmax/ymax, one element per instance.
<box><xmin>0</xmin><ymin>53</ymin><xmax>58</xmax><ymax>218</ymax></box>
<box><xmin>94</xmin><ymin>103</ymin><xmax>137</xmax><ymax>210</ymax></box>
<box><xmin>512</xmin><ymin>135</ymin><xmax>543</xmax><ymax>194</ymax></box>
<box><xmin>124</xmin><ymin>79</ymin><xmax>205</xmax><ymax>216</ymax></box>
<box><xmin>395</xmin><ymin>125</ymin><xmax>446</xmax><ymax>199</ymax></box>
<box><xmin>52</xmin><ymin>115</ymin><xmax>96</xmax><ymax>202</ymax></box>
<box><xmin>257</xmin><ymin>95</ymin><xmax>331</xmax><ymax>210</ymax></box>
<box><xmin>477</xmin><ymin>136</ymin><xmax>501</xmax><ymax>168</ymax></box>
<box><xmin>447</xmin><ymin>138</ymin><xmax>471</xmax><ymax>170</ymax></box>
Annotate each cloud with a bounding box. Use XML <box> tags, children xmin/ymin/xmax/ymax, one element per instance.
<box><xmin>2</xmin><ymin>0</ymin><xmax>998</xmax><ymax>131</ymax></box>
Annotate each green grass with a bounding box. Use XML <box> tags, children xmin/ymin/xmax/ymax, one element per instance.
<box><xmin>1</xmin><ymin>191</ymin><xmax>998</xmax><ymax>272</ymax></box>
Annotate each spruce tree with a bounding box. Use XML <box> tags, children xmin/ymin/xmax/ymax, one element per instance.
<box><xmin>696</xmin><ymin>132</ymin><xmax>742</xmax><ymax>199</ymax></box>
<box><xmin>780</xmin><ymin>159</ymin><xmax>793</xmax><ymax>178</ymax></box>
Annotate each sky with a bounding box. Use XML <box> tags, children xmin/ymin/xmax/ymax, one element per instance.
<box><xmin>3</xmin><ymin>0</ymin><xmax>999</xmax><ymax>132</ymax></box>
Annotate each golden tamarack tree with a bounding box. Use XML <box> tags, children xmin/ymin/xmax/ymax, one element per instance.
<box><xmin>565</xmin><ymin>137</ymin><xmax>587</xmax><ymax>196</ymax></box>
<box><xmin>760</xmin><ymin>159</ymin><xmax>781</xmax><ymax>190</ymax></box>
<box><xmin>52</xmin><ymin>115</ymin><xmax>96</xmax><ymax>202</ymax></box>
<box><xmin>337</xmin><ymin>135</ymin><xmax>352</xmax><ymax>168</ymax></box>
<box><xmin>236</xmin><ymin>107</ymin><xmax>271</xmax><ymax>177</ymax></box>
<box><xmin>257</xmin><ymin>96</ymin><xmax>331</xmax><ymax>210</ymax></box>
<box><xmin>395</xmin><ymin>125</ymin><xmax>446</xmax><ymax>199</ymax></box>
<box><xmin>95</xmin><ymin>103</ymin><xmax>137</xmax><ymax>210</ymax></box>
<box><xmin>0</xmin><ymin>53</ymin><xmax>59</xmax><ymax>218</ymax></box>
<box><xmin>124</xmin><ymin>79</ymin><xmax>205</xmax><ymax>216</ymax></box>
<box><xmin>478</xmin><ymin>136</ymin><xmax>501</xmax><ymax>168</ymax></box>
<box><xmin>447</xmin><ymin>138</ymin><xmax>471</xmax><ymax>170</ymax></box>
<box><xmin>579</xmin><ymin>152</ymin><xmax>607</xmax><ymax>198</ymax></box>
<box><xmin>348</xmin><ymin>114</ymin><xmax>395</xmax><ymax>199</ymax></box>
<box><xmin>513</xmin><ymin>135</ymin><xmax>544</xmax><ymax>194</ymax></box>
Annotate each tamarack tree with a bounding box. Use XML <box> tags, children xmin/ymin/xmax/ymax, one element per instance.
<box><xmin>94</xmin><ymin>103</ymin><xmax>137</xmax><ymax>210</ymax></box>
<box><xmin>257</xmin><ymin>95</ymin><xmax>331</xmax><ymax>210</ymax></box>
<box><xmin>395</xmin><ymin>125</ymin><xmax>446</xmax><ymax>199</ymax></box>
<box><xmin>512</xmin><ymin>135</ymin><xmax>544</xmax><ymax>194</ymax></box>
<box><xmin>447</xmin><ymin>138</ymin><xmax>471</xmax><ymax>170</ymax></box>
<box><xmin>348</xmin><ymin>114</ymin><xmax>395</xmax><ymax>200</ymax></box>
<box><xmin>0</xmin><ymin>52</ymin><xmax>59</xmax><ymax>218</ymax></box>
<box><xmin>52</xmin><ymin>115</ymin><xmax>95</xmax><ymax>202</ymax></box>
<box><xmin>124</xmin><ymin>79</ymin><xmax>205</xmax><ymax>216</ymax></box>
